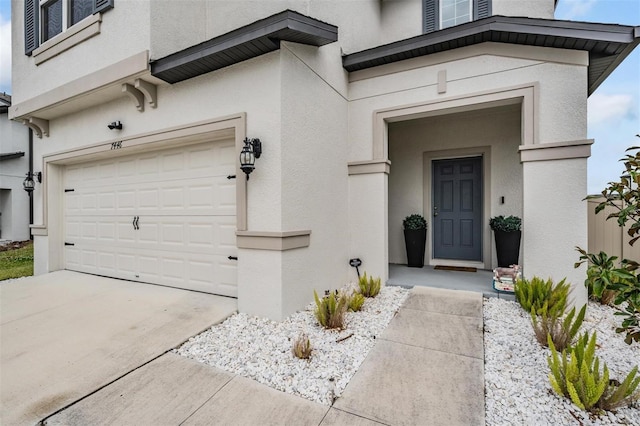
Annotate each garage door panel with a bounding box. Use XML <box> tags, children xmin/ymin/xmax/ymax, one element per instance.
<box><xmin>64</xmin><ymin>139</ymin><xmax>237</xmax><ymax>297</ymax></box>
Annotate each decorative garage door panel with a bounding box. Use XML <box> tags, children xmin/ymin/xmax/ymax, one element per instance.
<box><xmin>64</xmin><ymin>140</ymin><xmax>237</xmax><ymax>296</ymax></box>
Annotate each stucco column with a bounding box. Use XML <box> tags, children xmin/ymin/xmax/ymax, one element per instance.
<box><xmin>348</xmin><ymin>161</ymin><xmax>390</xmax><ymax>283</ymax></box>
<box><xmin>520</xmin><ymin>141</ymin><xmax>593</xmax><ymax>307</ymax></box>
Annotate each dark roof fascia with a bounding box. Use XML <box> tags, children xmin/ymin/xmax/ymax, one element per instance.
<box><xmin>342</xmin><ymin>16</ymin><xmax>640</xmax><ymax>95</ymax></box>
<box><xmin>0</xmin><ymin>152</ymin><xmax>26</xmax><ymax>161</ymax></box>
<box><xmin>151</xmin><ymin>10</ymin><xmax>338</xmax><ymax>84</ymax></box>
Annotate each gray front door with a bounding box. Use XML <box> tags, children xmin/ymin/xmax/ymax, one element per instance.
<box><xmin>432</xmin><ymin>157</ymin><xmax>482</xmax><ymax>261</ymax></box>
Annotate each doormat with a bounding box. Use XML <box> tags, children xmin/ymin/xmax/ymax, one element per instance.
<box><xmin>434</xmin><ymin>265</ymin><xmax>477</xmax><ymax>273</ymax></box>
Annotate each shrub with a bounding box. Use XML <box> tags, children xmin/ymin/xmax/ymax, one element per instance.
<box><xmin>575</xmin><ymin>248</ymin><xmax>625</xmax><ymax>303</ymax></box>
<box><xmin>489</xmin><ymin>215</ymin><xmax>521</xmax><ymax>232</ymax></box>
<box><xmin>358</xmin><ymin>272</ymin><xmax>381</xmax><ymax>298</ymax></box>
<box><xmin>548</xmin><ymin>331</ymin><xmax>640</xmax><ymax>412</ymax></box>
<box><xmin>314</xmin><ymin>290</ymin><xmax>348</xmax><ymax>330</ymax></box>
<box><xmin>515</xmin><ymin>276</ymin><xmax>569</xmax><ymax>317</ymax></box>
<box><xmin>292</xmin><ymin>333</ymin><xmax>312</xmax><ymax>360</ymax></box>
<box><xmin>547</xmin><ymin>332</ymin><xmax>609</xmax><ymax>412</ymax></box>
<box><xmin>348</xmin><ymin>292</ymin><xmax>365</xmax><ymax>312</ymax></box>
<box><xmin>403</xmin><ymin>214</ymin><xmax>427</xmax><ymax>230</ymax></box>
<box><xmin>531</xmin><ymin>305</ymin><xmax>586</xmax><ymax>353</ymax></box>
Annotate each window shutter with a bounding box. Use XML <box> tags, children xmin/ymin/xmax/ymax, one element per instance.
<box><xmin>93</xmin><ymin>0</ymin><xmax>115</xmax><ymax>14</ymax></box>
<box><xmin>475</xmin><ymin>0</ymin><xmax>492</xmax><ymax>19</ymax></box>
<box><xmin>423</xmin><ymin>0</ymin><xmax>438</xmax><ymax>33</ymax></box>
<box><xmin>24</xmin><ymin>0</ymin><xmax>39</xmax><ymax>55</ymax></box>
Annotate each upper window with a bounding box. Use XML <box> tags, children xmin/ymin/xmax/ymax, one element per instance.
<box><xmin>440</xmin><ymin>0</ymin><xmax>472</xmax><ymax>29</ymax></box>
<box><xmin>24</xmin><ymin>0</ymin><xmax>114</xmax><ymax>55</ymax></box>
<box><xmin>424</xmin><ymin>0</ymin><xmax>491</xmax><ymax>34</ymax></box>
<box><xmin>41</xmin><ymin>0</ymin><xmax>94</xmax><ymax>42</ymax></box>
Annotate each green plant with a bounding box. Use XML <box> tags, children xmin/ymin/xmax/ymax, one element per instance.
<box><xmin>403</xmin><ymin>214</ymin><xmax>427</xmax><ymax>230</ymax></box>
<box><xmin>348</xmin><ymin>292</ymin><xmax>365</xmax><ymax>312</ymax></box>
<box><xmin>292</xmin><ymin>333</ymin><xmax>312</xmax><ymax>359</ymax></box>
<box><xmin>489</xmin><ymin>215</ymin><xmax>521</xmax><ymax>232</ymax></box>
<box><xmin>358</xmin><ymin>272</ymin><xmax>381</xmax><ymax>298</ymax></box>
<box><xmin>0</xmin><ymin>242</ymin><xmax>34</xmax><ymax>281</ymax></box>
<box><xmin>314</xmin><ymin>290</ymin><xmax>348</xmax><ymax>330</ymax></box>
<box><xmin>532</xmin><ymin>305</ymin><xmax>586</xmax><ymax>353</ymax></box>
<box><xmin>547</xmin><ymin>332</ymin><xmax>609</xmax><ymax>412</ymax></box>
<box><xmin>574</xmin><ymin>248</ymin><xmax>629</xmax><ymax>303</ymax></box>
<box><xmin>515</xmin><ymin>276</ymin><xmax>569</xmax><ymax>318</ymax></box>
<box><xmin>590</xmin><ymin>144</ymin><xmax>640</xmax><ymax>246</ymax></box>
<box><xmin>599</xmin><ymin>366</ymin><xmax>640</xmax><ymax>411</ymax></box>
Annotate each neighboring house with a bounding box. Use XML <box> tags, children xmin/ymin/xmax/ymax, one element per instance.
<box><xmin>9</xmin><ymin>0</ymin><xmax>639</xmax><ymax>320</ymax></box>
<box><xmin>0</xmin><ymin>93</ymin><xmax>31</xmax><ymax>242</ymax></box>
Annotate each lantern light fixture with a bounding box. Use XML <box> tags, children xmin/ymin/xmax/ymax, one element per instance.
<box><xmin>23</xmin><ymin>171</ymin><xmax>42</xmax><ymax>193</ymax></box>
<box><xmin>239</xmin><ymin>137</ymin><xmax>262</xmax><ymax>180</ymax></box>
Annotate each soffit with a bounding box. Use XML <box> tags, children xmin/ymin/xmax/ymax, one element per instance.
<box><xmin>342</xmin><ymin>16</ymin><xmax>640</xmax><ymax>95</ymax></box>
<box><xmin>150</xmin><ymin>10</ymin><xmax>338</xmax><ymax>84</ymax></box>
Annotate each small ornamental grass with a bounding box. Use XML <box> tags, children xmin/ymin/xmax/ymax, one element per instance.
<box><xmin>515</xmin><ymin>276</ymin><xmax>569</xmax><ymax>317</ymax></box>
<box><xmin>348</xmin><ymin>292</ymin><xmax>365</xmax><ymax>312</ymax></box>
<box><xmin>531</xmin><ymin>305</ymin><xmax>585</xmax><ymax>353</ymax></box>
<box><xmin>292</xmin><ymin>333</ymin><xmax>312</xmax><ymax>360</ymax></box>
<box><xmin>358</xmin><ymin>272</ymin><xmax>381</xmax><ymax>298</ymax></box>
<box><xmin>314</xmin><ymin>290</ymin><xmax>348</xmax><ymax>330</ymax></box>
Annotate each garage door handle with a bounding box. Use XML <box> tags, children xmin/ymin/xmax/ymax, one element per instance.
<box><xmin>228</xmin><ymin>256</ymin><xmax>238</xmax><ymax>261</ymax></box>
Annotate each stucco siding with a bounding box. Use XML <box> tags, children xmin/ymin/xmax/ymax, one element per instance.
<box><xmin>492</xmin><ymin>0</ymin><xmax>555</xmax><ymax>19</ymax></box>
<box><xmin>279</xmin><ymin>43</ymin><xmax>350</xmax><ymax>317</ymax></box>
<box><xmin>11</xmin><ymin>0</ymin><xmax>151</xmax><ymax>103</ymax></box>
<box><xmin>523</xmin><ymin>158</ymin><xmax>588</xmax><ymax>307</ymax></box>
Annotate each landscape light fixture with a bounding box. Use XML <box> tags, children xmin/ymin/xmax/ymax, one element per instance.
<box><xmin>23</xmin><ymin>171</ymin><xmax>42</xmax><ymax>193</ymax></box>
<box><xmin>239</xmin><ymin>137</ymin><xmax>262</xmax><ymax>180</ymax></box>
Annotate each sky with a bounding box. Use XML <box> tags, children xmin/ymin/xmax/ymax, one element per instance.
<box><xmin>0</xmin><ymin>0</ymin><xmax>638</xmax><ymax>194</ymax></box>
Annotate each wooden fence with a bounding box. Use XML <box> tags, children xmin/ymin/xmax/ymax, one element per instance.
<box><xmin>587</xmin><ymin>197</ymin><xmax>640</xmax><ymax>261</ymax></box>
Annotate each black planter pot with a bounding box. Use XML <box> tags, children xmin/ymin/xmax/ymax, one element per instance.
<box><xmin>493</xmin><ymin>230</ymin><xmax>521</xmax><ymax>267</ymax></box>
<box><xmin>404</xmin><ymin>229</ymin><xmax>427</xmax><ymax>268</ymax></box>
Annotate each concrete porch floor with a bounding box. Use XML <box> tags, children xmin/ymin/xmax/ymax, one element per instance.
<box><xmin>388</xmin><ymin>263</ymin><xmax>516</xmax><ymax>301</ymax></box>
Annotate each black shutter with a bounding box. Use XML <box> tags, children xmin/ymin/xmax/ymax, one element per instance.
<box><xmin>24</xmin><ymin>0</ymin><xmax>39</xmax><ymax>55</ymax></box>
<box><xmin>93</xmin><ymin>0</ymin><xmax>115</xmax><ymax>14</ymax></box>
<box><xmin>475</xmin><ymin>0</ymin><xmax>492</xmax><ymax>20</ymax></box>
<box><xmin>423</xmin><ymin>0</ymin><xmax>438</xmax><ymax>33</ymax></box>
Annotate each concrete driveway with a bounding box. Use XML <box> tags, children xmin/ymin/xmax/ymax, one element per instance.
<box><xmin>0</xmin><ymin>271</ymin><xmax>237</xmax><ymax>426</ymax></box>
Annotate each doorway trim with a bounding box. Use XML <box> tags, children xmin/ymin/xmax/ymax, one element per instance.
<box><xmin>424</xmin><ymin>146</ymin><xmax>491</xmax><ymax>268</ymax></box>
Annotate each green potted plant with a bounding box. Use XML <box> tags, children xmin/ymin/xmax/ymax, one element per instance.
<box><xmin>489</xmin><ymin>215</ymin><xmax>521</xmax><ymax>267</ymax></box>
<box><xmin>403</xmin><ymin>214</ymin><xmax>427</xmax><ymax>268</ymax></box>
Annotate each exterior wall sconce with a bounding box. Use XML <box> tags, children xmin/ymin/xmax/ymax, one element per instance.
<box><xmin>108</xmin><ymin>121</ymin><xmax>123</xmax><ymax>130</ymax></box>
<box><xmin>240</xmin><ymin>138</ymin><xmax>262</xmax><ymax>180</ymax></box>
<box><xmin>23</xmin><ymin>171</ymin><xmax>42</xmax><ymax>193</ymax></box>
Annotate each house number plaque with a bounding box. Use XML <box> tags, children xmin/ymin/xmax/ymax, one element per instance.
<box><xmin>110</xmin><ymin>141</ymin><xmax>123</xmax><ymax>150</ymax></box>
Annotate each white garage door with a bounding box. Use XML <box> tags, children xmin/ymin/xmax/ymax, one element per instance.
<box><xmin>63</xmin><ymin>140</ymin><xmax>238</xmax><ymax>297</ymax></box>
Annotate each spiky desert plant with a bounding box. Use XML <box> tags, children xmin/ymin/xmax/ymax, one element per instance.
<box><xmin>547</xmin><ymin>332</ymin><xmax>609</xmax><ymax>411</ymax></box>
<box><xmin>314</xmin><ymin>290</ymin><xmax>348</xmax><ymax>330</ymax></box>
<box><xmin>531</xmin><ymin>304</ymin><xmax>585</xmax><ymax>352</ymax></box>
<box><xmin>292</xmin><ymin>333</ymin><xmax>312</xmax><ymax>360</ymax></box>
<box><xmin>358</xmin><ymin>272</ymin><xmax>381</xmax><ymax>298</ymax></box>
<box><xmin>598</xmin><ymin>366</ymin><xmax>640</xmax><ymax>411</ymax></box>
<box><xmin>515</xmin><ymin>276</ymin><xmax>569</xmax><ymax>317</ymax></box>
<box><xmin>348</xmin><ymin>292</ymin><xmax>365</xmax><ymax>312</ymax></box>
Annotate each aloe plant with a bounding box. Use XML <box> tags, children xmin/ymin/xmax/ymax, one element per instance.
<box><xmin>531</xmin><ymin>305</ymin><xmax>585</xmax><ymax>352</ymax></box>
<box><xmin>314</xmin><ymin>290</ymin><xmax>348</xmax><ymax>330</ymax></box>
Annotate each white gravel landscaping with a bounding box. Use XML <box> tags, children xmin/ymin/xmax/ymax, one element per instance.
<box><xmin>176</xmin><ymin>285</ymin><xmax>639</xmax><ymax>423</ymax></box>
<box><xmin>484</xmin><ymin>298</ymin><xmax>640</xmax><ymax>426</ymax></box>
<box><xmin>174</xmin><ymin>286</ymin><xmax>409</xmax><ymax>405</ymax></box>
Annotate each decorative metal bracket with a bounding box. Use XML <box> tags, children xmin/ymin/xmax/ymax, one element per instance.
<box><xmin>22</xmin><ymin>117</ymin><xmax>50</xmax><ymax>138</ymax></box>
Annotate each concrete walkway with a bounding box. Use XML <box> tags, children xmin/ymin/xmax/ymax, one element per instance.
<box><xmin>0</xmin><ymin>271</ymin><xmax>238</xmax><ymax>426</ymax></box>
<box><xmin>43</xmin><ymin>286</ymin><xmax>484</xmax><ymax>426</ymax></box>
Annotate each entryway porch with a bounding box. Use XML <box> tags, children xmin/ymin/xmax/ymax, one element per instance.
<box><xmin>387</xmin><ymin>263</ymin><xmax>515</xmax><ymax>301</ymax></box>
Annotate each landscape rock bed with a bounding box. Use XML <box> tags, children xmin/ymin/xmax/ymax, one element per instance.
<box><xmin>484</xmin><ymin>298</ymin><xmax>640</xmax><ymax>425</ymax></box>
<box><xmin>175</xmin><ymin>286</ymin><xmax>409</xmax><ymax>405</ymax></box>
